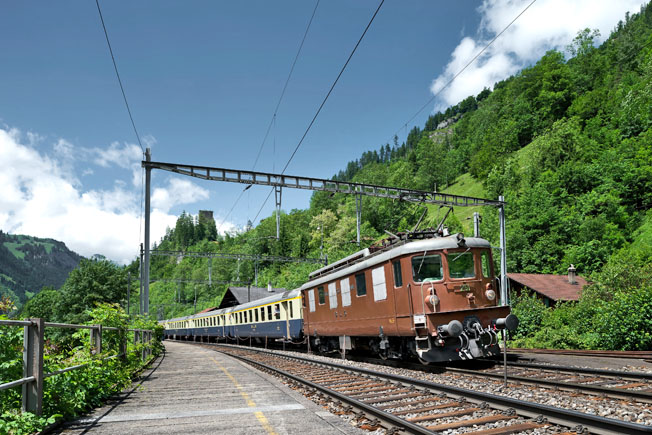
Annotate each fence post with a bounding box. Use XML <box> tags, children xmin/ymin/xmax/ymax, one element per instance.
<box><xmin>120</xmin><ymin>329</ymin><xmax>127</xmax><ymax>361</ymax></box>
<box><xmin>23</xmin><ymin>318</ymin><xmax>44</xmax><ymax>415</ymax></box>
<box><xmin>141</xmin><ymin>330</ymin><xmax>146</xmax><ymax>362</ymax></box>
<box><xmin>90</xmin><ymin>324</ymin><xmax>102</xmax><ymax>355</ymax></box>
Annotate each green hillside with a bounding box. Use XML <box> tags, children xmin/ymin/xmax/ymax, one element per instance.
<box><xmin>0</xmin><ymin>231</ymin><xmax>83</xmax><ymax>309</ymax></box>
<box><xmin>133</xmin><ymin>5</ymin><xmax>652</xmax><ymax>350</ymax></box>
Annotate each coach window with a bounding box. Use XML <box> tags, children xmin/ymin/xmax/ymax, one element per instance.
<box><xmin>392</xmin><ymin>260</ymin><xmax>403</xmax><ymax>287</ymax></box>
<box><xmin>447</xmin><ymin>252</ymin><xmax>475</xmax><ymax>279</ymax></box>
<box><xmin>355</xmin><ymin>273</ymin><xmax>367</xmax><ymax>296</ymax></box>
<box><xmin>255</xmin><ymin>308</ymin><xmax>259</xmax><ymax>322</ymax></box>
<box><xmin>318</xmin><ymin>286</ymin><xmax>325</xmax><ymax>305</ymax></box>
<box><xmin>412</xmin><ymin>254</ymin><xmax>443</xmax><ymax>282</ymax></box>
<box><xmin>274</xmin><ymin>304</ymin><xmax>280</xmax><ymax>319</ymax></box>
<box><xmin>267</xmin><ymin>305</ymin><xmax>272</xmax><ymax>320</ymax></box>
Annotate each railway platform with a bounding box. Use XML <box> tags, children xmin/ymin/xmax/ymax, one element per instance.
<box><xmin>55</xmin><ymin>341</ymin><xmax>363</xmax><ymax>434</ymax></box>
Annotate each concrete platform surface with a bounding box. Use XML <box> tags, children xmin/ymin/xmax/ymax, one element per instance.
<box><xmin>55</xmin><ymin>341</ymin><xmax>363</xmax><ymax>434</ymax></box>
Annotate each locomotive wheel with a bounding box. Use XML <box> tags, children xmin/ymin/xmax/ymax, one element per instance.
<box><xmin>378</xmin><ymin>348</ymin><xmax>389</xmax><ymax>360</ymax></box>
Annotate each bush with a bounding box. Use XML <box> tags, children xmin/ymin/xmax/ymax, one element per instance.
<box><xmin>0</xmin><ymin>304</ymin><xmax>162</xmax><ymax>434</ymax></box>
<box><xmin>509</xmin><ymin>289</ymin><xmax>547</xmax><ymax>339</ymax></box>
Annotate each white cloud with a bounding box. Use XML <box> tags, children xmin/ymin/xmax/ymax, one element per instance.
<box><xmin>431</xmin><ymin>0</ymin><xmax>645</xmax><ymax>107</ymax></box>
<box><xmin>151</xmin><ymin>178</ymin><xmax>209</xmax><ymax>214</ymax></box>
<box><xmin>87</xmin><ymin>141</ymin><xmax>143</xmax><ymax>187</ymax></box>
<box><xmin>0</xmin><ymin>127</ymin><xmax>223</xmax><ymax>264</ymax></box>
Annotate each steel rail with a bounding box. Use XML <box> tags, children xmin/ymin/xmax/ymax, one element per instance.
<box><xmin>347</xmin><ymin>355</ymin><xmax>652</xmax><ymax>399</ymax></box>
<box><xmin>444</xmin><ymin>366</ymin><xmax>652</xmax><ymax>403</ymax></box>
<box><xmin>504</xmin><ymin>361</ymin><xmax>652</xmax><ymax>380</ymax></box>
<box><xmin>509</xmin><ymin>347</ymin><xmax>652</xmax><ymax>359</ymax></box>
<box><xmin>212</xmin><ymin>344</ymin><xmax>652</xmax><ymax>435</ymax></box>
<box><xmin>221</xmin><ymin>350</ymin><xmax>434</xmax><ymax>435</ymax></box>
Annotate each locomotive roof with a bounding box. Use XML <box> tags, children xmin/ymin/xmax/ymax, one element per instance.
<box><xmin>163</xmin><ymin>288</ymin><xmax>301</xmax><ymax>323</ymax></box>
<box><xmin>302</xmin><ymin>234</ymin><xmax>491</xmax><ymax>291</ymax></box>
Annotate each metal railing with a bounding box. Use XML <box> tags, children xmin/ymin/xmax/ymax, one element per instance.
<box><xmin>0</xmin><ymin>318</ymin><xmax>154</xmax><ymax>416</ymax></box>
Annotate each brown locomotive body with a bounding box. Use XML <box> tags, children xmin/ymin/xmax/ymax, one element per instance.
<box><xmin>301</xmin><ymin>232</ymin><xmax>518</xmax><ymax>363</ymax></box>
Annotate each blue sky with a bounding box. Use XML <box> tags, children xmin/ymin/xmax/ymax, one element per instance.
<box><xmin>0</xmin><ymin>0</ymin><xmax>644</xmax><ymax>263</ymax></box>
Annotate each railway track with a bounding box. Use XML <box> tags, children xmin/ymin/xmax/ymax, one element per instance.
<box><xmin>204</xmin><ymin>343</ymin><xmax>652</xmax><ymax>434</ymax></box>
<box><xmin>349</xmin><ymin>356</ymin><xmax>652</xmax><ymax>404</ymax></box>
<box><xmin>508</xmin><ymin>348</ymin><xmax>652</xmax><ymax>360</ymax></box>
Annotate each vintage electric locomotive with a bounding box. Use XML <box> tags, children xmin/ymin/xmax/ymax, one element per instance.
<box><xmin>161</xmin><ymin>231</ymin><xmax>517</xmax><ymax>363</ymax></box>
<box><xmin>302</xmin><ymin>231</ymin><xmax>518</xmax><ymax>363</ymax></box>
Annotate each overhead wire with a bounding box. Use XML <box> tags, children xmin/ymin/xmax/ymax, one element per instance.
<box><xmin>389</xmin><ymin>0</ymin><xmax>538</xmax><ymax>145</ymax></box>
<box><xmin>94</xmin><ymin>0</ymin><xmax>148</xmax><ymax>252</ymax></box>
<box><xmin>252</xmin><ymin>0</ymin><xmax>385</xmax><ymax>223</ymax></box>
<box><xmin>217</xmin><ymin>0</ymin><xmax>321</xmax><ymax>231</ymax></box>
<box><xmin>94</xmin><ymin>0</ymin><xmax>145</xmax><ymax>154</ymax></box>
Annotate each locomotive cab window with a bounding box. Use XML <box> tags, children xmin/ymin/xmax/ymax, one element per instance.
<box><xmin>412</xmin><ymin>254</ymin><xmax>443</xmax><ymax>282</ymax></box>
<box><xmin>447</xmin><ymin>251</ymin><xmax>475</xmax><ymax>279</ymax></box>
<box><xmin>481</xmin><ymin>251</ymin><xmax>491</xmax><ymax>277</ymax></box>
<box><xmin>392</xmin><ymin>260</ymin><xmax>403</xmax><ymax>287</ymax></box>
<box><xmin>318</xmin><ymin>286</ymin><xmax>325</xmax><ymax>305</ymax></box>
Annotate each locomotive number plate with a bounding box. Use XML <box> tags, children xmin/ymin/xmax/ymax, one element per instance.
<box><xmin>457</xmin><ymin>284</ymin><xmax>471</xmax><ymax>292</ymax></box>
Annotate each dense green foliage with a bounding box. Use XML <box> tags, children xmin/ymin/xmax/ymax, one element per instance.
<box><xmin>0</xmin><ymin>304</ymin><xmax>162</xmax><ymax>434</ymax></box>
<box><xmin>0</xmin><ymin>231</ymin><xmax>82</xmax><ymax>311</ymax></box>
<box><xmin>148</xmin><ymin>6</ymin><xmax>652</xmax><ymax>351</ymax></box>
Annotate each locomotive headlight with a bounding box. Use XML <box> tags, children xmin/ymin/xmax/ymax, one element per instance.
<box><xmin>485</xmin><ymin>289</ymin><xmax>496</xmax><ymax>301</ymax></box>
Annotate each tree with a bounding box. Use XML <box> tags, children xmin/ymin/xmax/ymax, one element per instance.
<box><xmin>21</xmin><ymin>288</ymin><xmax>62</xmax><ymax>320</ymax></box>
<box><xmin>56</xmin><ymin>259</ymin><xmax>128</xmax><ymax>324</ymax></box>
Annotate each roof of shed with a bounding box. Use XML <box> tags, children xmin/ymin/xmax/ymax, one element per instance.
<box><xmin>218</xmin><ymin>286</ymin><xmax>287</xmax><ymax>308</ymax></box>
<box><xmin>508</xmin><ymin>273</ymin><xmax>589</xmax><ymax>301</ymax></box>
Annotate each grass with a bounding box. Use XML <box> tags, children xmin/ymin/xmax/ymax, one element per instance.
<box><xmin>2</xmin><ymin>236</ymin><xmax>56</xmax><ymax>259</ymax></box>
<box><xmin>4</xmin><ymin>243</ymin><xmax>25</xmax><ymax>260</ymax></box>
<box><xmin>422</xmin><ymin>173</ymin><xmax>487</xmax><ymax>235</ymax></box>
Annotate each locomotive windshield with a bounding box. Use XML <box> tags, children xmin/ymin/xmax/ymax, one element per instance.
<box><xmin>412</xmin><ymin>254</ymin><xmax>443</xmax><ymax>282</ymax></box>
<box><xmin>447</xmin><ymin>251</ymin><xmax>475</xmax><ymax>278</ymax></box>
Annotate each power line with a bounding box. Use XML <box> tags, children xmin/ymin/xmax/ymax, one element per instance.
<box><xmin>253</xmin><ymin>0</ymin><xmax>385</xmax><ymax>222</ymax></box>
<box><xmin>252</xmin><ymin>0</ymin><xmax>321</xmax><ymax>171</ymax></box>
<box><xmin>95</xmin><ymin>0</ymin><xmax>145</xmax><ymax>154</ymax></box>
<box><xmin>217</xmin><ymin>0</ymin><xmax>320</xmax><ymax>231</ymax></box>
<box><xmin>390</xmin><ymin>0</ymin><xmax>537</xmax><ymax>143</ymax></box>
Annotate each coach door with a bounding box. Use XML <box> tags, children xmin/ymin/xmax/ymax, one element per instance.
<box><xmin>283</xmin><ymin>300</ymin><xmax>290</xmax><ymax>338</ymax></box>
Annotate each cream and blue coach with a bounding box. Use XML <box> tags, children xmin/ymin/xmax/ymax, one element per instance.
<box><xmin>161</xmin><ymin>289</ymin><xmax>303</xmax><ymax>341</ymax></box>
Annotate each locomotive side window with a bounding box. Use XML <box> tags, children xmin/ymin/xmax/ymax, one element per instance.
<box><xmin>308</xmin><ymin>290</ymin><xmax>316</xmax><ymax>312</ymax></box>
<box><xmin>341</xmin><ymin>278</ymin><xmax>351</xmax><ymax>306</ymax></box>
<box><xmin>392</xmin><ymin>260</ymin><xmax>403</xmax><ymax>287</ymax></box>
<box><xmin>328</xmin><ymin>282</ymin><xmax>338</xmax><ymax>309</ymax></box>
<box><xmin>481</xmin><ymin>251</ymin><xmax>491</xmax><ymax>277</ymax></box>
<box><xmin>355</xmin><ymin>273</ymin><xmax>367</xmax><ymax>296</ymax></box>
<box><xmin>447</xmin><ymin>252</ymin><xmax>475</xmax><ymax>278</ymax></box>
<box><xmin>372</xmin><ymin>266</ymin><xmax>387</xmax><ymax>301</ymax></box>
<box><xmin>412</xmin><ymin>254</ymin><xmax>443</xmax><ymax>282</ymax></box>
<box><xmin>318</xmin><ymin>286</ymin><xmax>325</xmax><ymax>305</ymax></box>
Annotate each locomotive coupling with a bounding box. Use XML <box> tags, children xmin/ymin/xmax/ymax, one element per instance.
<box><xmin>437</xmin><ymin>319</ymin><xmax>463</xmax><ymax>337</ymax></box>
<box><xmin>494</xmin><ymin>314</ymin><xmax>519</xmax><ymax>331</ymax></box>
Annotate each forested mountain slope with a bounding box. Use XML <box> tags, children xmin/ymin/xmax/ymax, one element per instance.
<box><xmin>148</xmin><ymin>5</ymin><xmax>652</xmax><ymax>329</ymax></box>
<box><xmin>0</xmin><ymin>231</ymin><xmax>83</xmax><ymax>308</ymax></box>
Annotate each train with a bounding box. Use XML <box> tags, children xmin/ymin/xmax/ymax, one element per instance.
<box><xmin>161</xmin><ymin>230</ymin><xmax>518</xmax><ymax>363</ymax></box>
